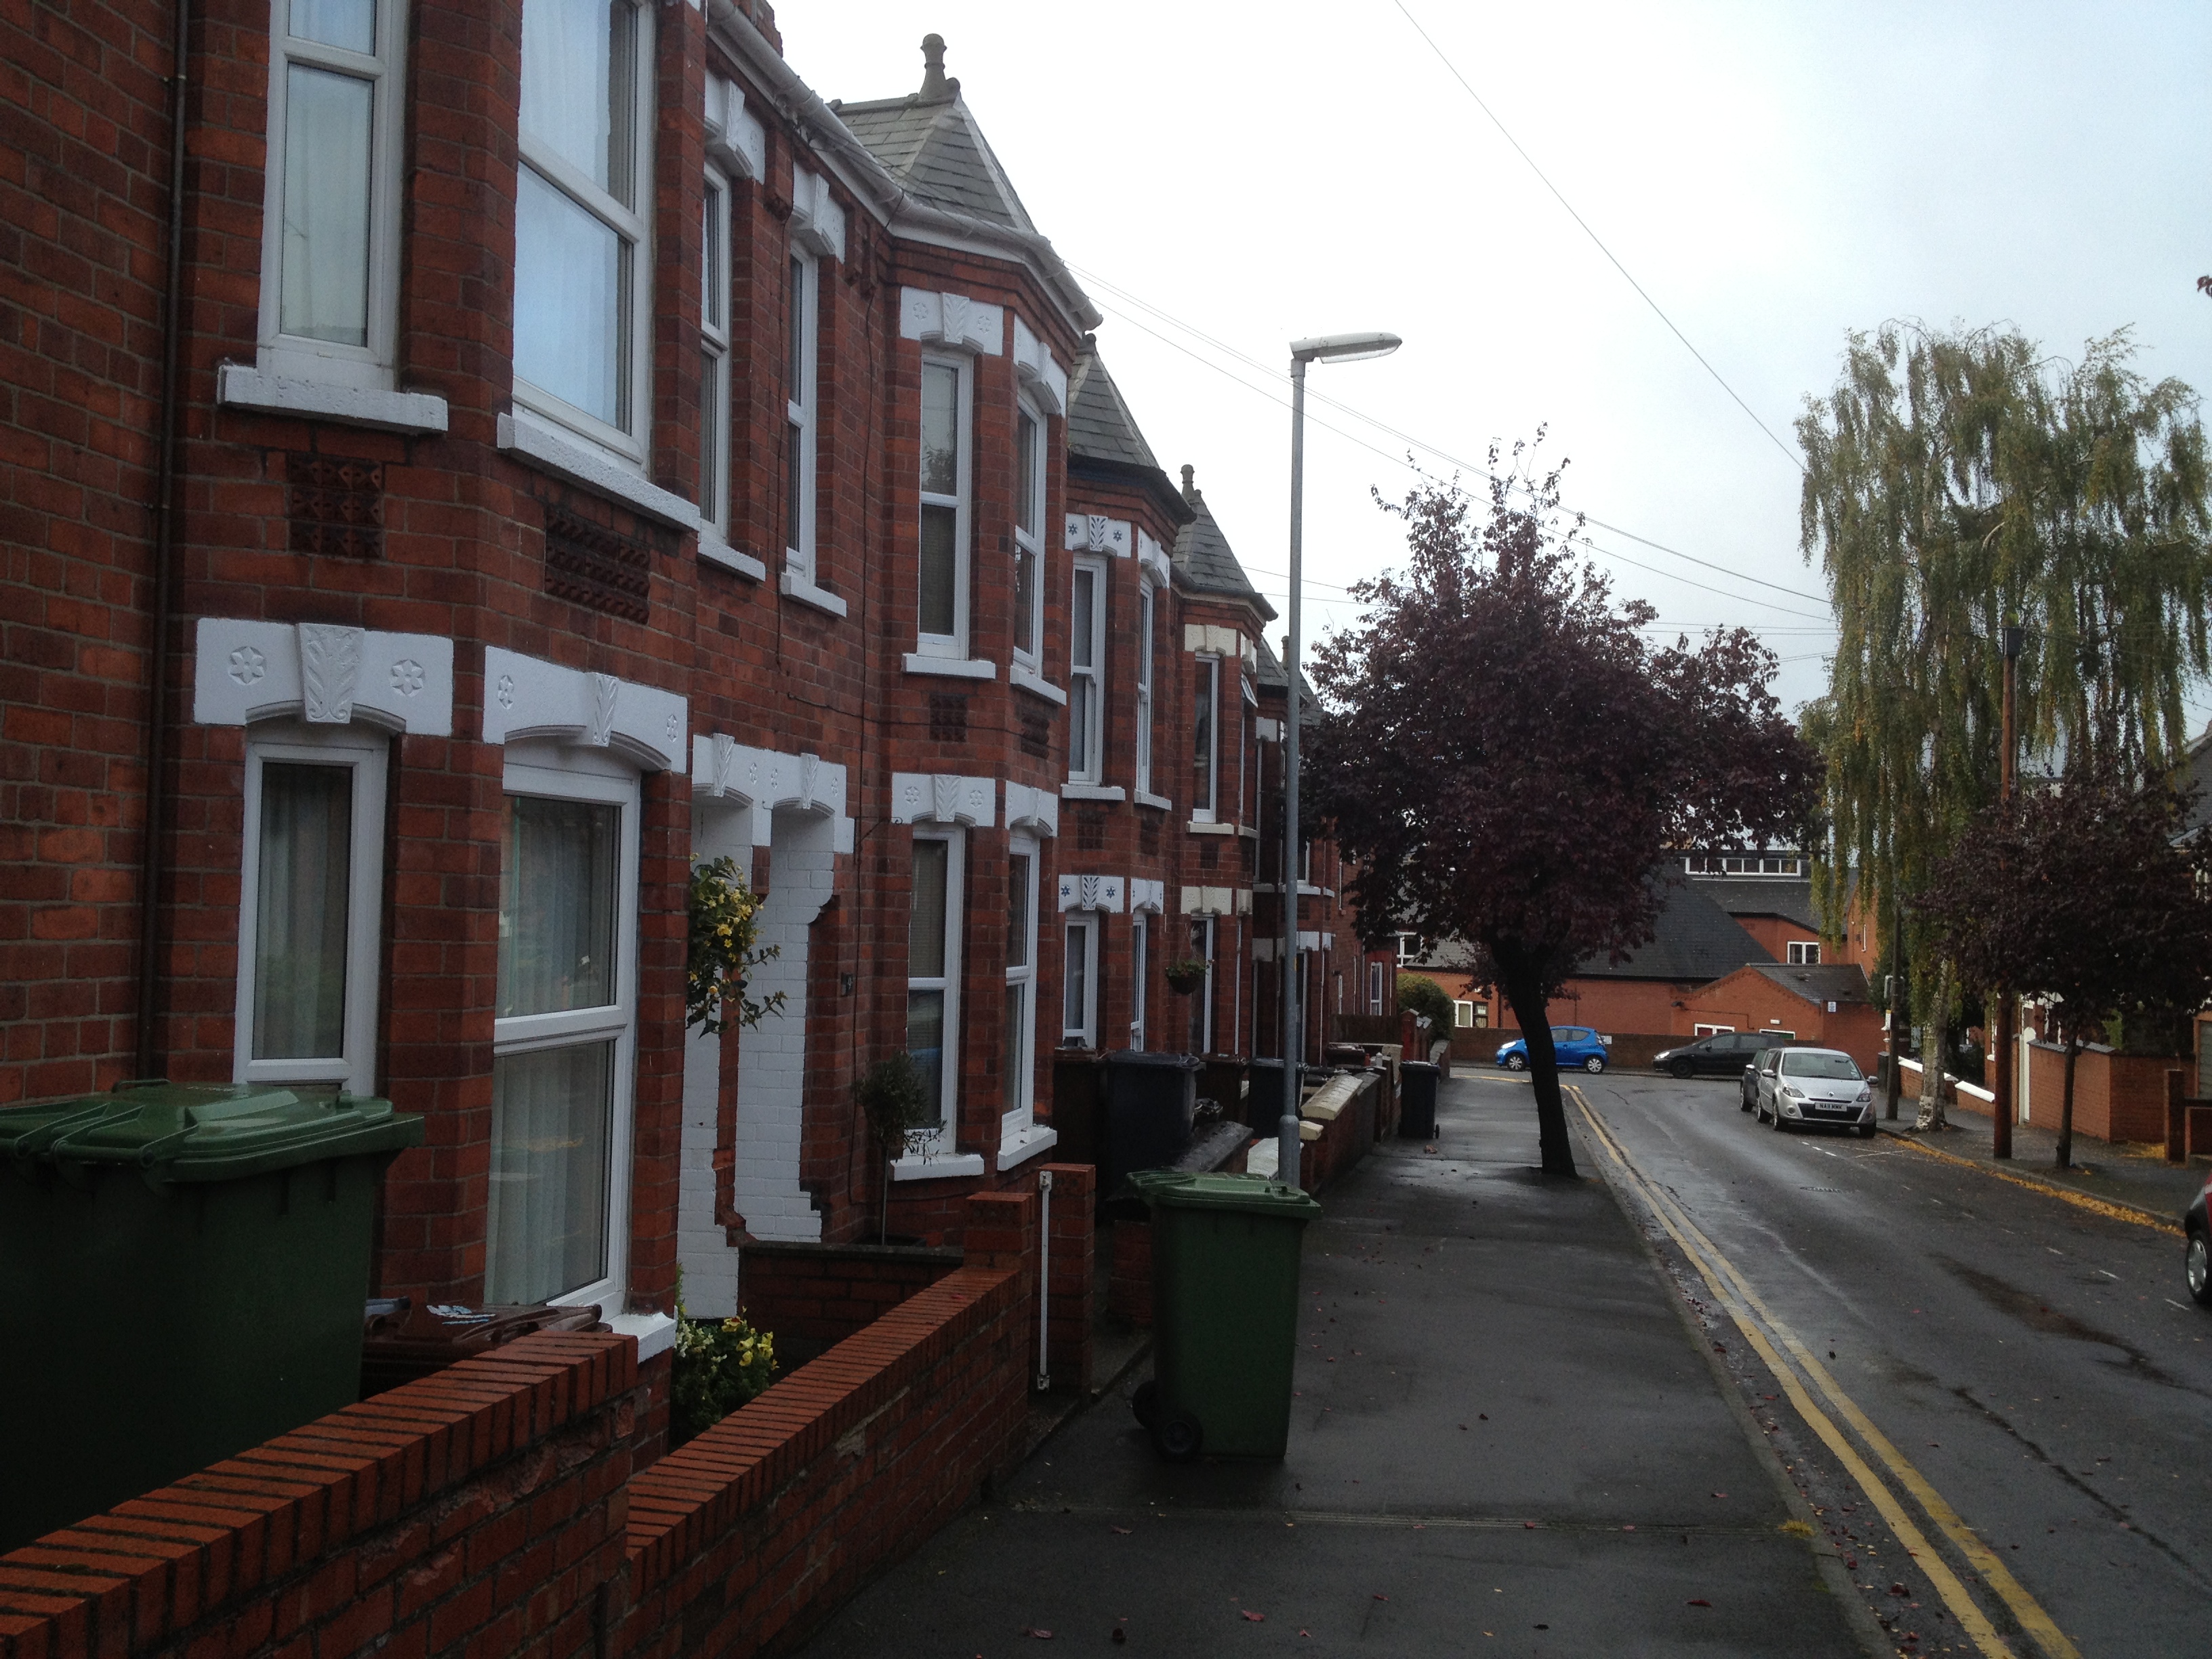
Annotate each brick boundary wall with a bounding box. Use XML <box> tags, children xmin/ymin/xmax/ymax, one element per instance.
<box><xmin>734</xmin><ymin>1240</ymin><xmax>964</xmax><ymax>1349</ymax></box>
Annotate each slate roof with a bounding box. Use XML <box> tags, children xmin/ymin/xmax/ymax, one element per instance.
<box><xmin>1066</xmin><ymin>339</ymin><xmax>1160</xmax><ymax>473</ymax></box>
<box><xmin>1174</xmin><ymin>468</ymin><xmax>1275</xmax><ymax>621</ymax></box>
<box><xmin>1573</xmin><ymin>880</ymin><xmax>1774</xmax><ymax>982</ymax></box>
<box><xmin>2180</xmin><ymin>726</ymin><xmax>2212</xmax><ymax>837</ymax></box>
<box><xmin>832</xmin><ymin>80</ymin><xmax>1035</xmax><ymax>232</ymax></box>
<box><xmin>1253</xmin><ymin>634</ymin><xmax>1315</xmax><ymax>715</ymax></box>
<box><xmin>1746</xmin><ymin>962</ymin><xmax>1874</xmax><ymax>1006</ymax></box>
<box><xmin>1691</xmin><ymin>876</ymin><xmax>1818</xmax><ymax>930</ymax></box>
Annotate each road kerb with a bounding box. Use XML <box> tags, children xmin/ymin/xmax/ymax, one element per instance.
<box><xmin>1877</xmin><ymin>1128</ymin><xmax>2183</xmax><ymax>1235</ymax></box>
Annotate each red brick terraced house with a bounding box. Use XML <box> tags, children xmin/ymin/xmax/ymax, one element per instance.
<box><xmin>2</xmin><ymin>0</ymin><xmax>1388</xmax><ymax>1428</ymax></box>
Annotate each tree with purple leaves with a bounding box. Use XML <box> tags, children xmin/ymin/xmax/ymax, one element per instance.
<box><xmin>1306</xmin><ymin>449</ymin><xmax>1819</xmax><ymax>1176</ymax></box>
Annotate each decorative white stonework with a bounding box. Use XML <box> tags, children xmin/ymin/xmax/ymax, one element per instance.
<box><xmin>194</xmin><ymin>619</ymin><xmax>454</xmax><ymax>735</ymax></box>
<box><xmin>1002</xmin><ymin>781</ymin><xmax>1060</xmax><ymax>839</ymax></box>
<box><xmin>1009</xmin><ymin>315</ymin><xmax>1069</xmax><ymax>415</ymax></box>
<box><xmin>1057</xmin><ymin>873</ymin><xmax>1125</xmax><ymax>914</ymax></box>
<box><xmin>890</xmin><ymin>773</ymin><xmax>996</xmax><ymax>828</ymax></box>
<box><xmin>703</xmin><ymin>72</ymin><xmax>765</xmax><ymax>180</ymax></box>
<box><xmin>1184</xmin><ymin>623</ymin><xmax>1246</xmax><ymax>661</ymax></box>
<box><xmin>1128</xmin><ymin>878</ymin><xmax>1166</xmax><ymax>914</ymax></box>
<box><xmin>480</xmin><ymin>647</ymin><xmax>687</xmax><ymax>773</ymax></box>
<box><xmin>1252</xmin><ymin>930</ymin><xmax>1323</xmax><ymax>962</ymax></box>
<box><xmin>1063</xmin><ymin>514</ymin><xmax>1131</xmax><ymax>557</ymax></box>
<box><xmin>1256</xmin><ymin>717</ymin><xmax>1284</xmax><ymax>743</ymax></box>
<box><xmin>790</xmin><ymin>164</ymin><xmax>846</xmax><ymax>262</ymax></box>
<box><xmin>1136</xmin><ymin>529</ymin><xmax>1172</xmax><ymax>587</ymax></box>
<box><xmin>1180</xmin><ymin>885</ymin><xmax>1235</xmax><ymax>917</ymax></box>
<box><xmin>899</xmin><ymin>288</ymin><xmax>1003</xmax><ymax>354</ymax></box>
<box><xmin>691</xmin><ymin>735</ymin><xmax>855</xmax><ymax>853</ymax></box>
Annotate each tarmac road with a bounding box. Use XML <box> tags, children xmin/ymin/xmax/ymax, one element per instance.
<box><xmin>1574</xmin><ymin>1069</ymin><xmax>2212</xmax><ymax>1658</ymax></box>
<box><xmin>796</xmin><ymin>1076</ymin><xmax>1871</xmax><ymax>1658</ymax></box>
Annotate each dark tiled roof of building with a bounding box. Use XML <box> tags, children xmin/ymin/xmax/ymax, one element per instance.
<box><xmin>833</xmin><ymin>50</ymin><xmax>1034</xmax><ymax>232</ymax></box>
<box><xmin>1067</xmin><ymin>340</ymin><xmax>1160</xmax><ymax>472</ymax></box>
<box><xmin>1692</xmin><ymin>876</ymin><xmax>1818</xmax><ymax>930</ymax></box>
<box><xmin>1748</xmin><ymin>962</ymin><xmax>1873</xmax><ymax>1006</ymax></box>
<box><xmin>1174</xmin><ymin>467</ymin><xmax>1275</xmax><ymax>621</ymax></box>
<box><xmin>2180</xmin><ymin>726</ymin><xmax>2212</xmax><ymax>837</ymax></box>
<box><xmin>1574</xmin><ymin>880</ymin><xmax>1774</xmax><ymax>982</ymax></box>
<box><xmin>1253</xmin><ymin>634</ymin><xmax>1314</xmax><ymax>713</ymax></box>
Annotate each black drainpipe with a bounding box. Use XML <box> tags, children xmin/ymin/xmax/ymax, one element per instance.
<box><xmin>134</xmin><ymin>0</ymin><xmax>192</xmax><ymax>1080</ymax></box>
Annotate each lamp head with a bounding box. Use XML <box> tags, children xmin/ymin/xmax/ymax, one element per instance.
<box><xmin>1290</xmin><ymin>331</ymin><xmax>1402</xmax><ymax>365</ymax></box>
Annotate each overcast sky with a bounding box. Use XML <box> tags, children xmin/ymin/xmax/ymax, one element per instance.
<box><xmin>780</xmin><ymin>1</ymin><xmax>2212</xmax><ymax>719</ymax></box>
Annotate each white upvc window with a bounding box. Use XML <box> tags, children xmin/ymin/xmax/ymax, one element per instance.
<box><xmin>486</xmin><ymin>750</ymin><xmax>640</xmax><ymax>1311</ymax></box>
<box><xmin>1454</xmin><ymin>999</ymin><xmax>1476</xmax><ymax>1028</ymax></box>
<box><xmin>1788</xmin><ymin>940</ymin><xmax>1823</xmax><ymax>964</ymax></box>
<box><xmin>513</xmin><ymin>0</ymin><xmax>654</xmax><ymax>458</ymax></box>
<box><xmin>785</xmin><ymin>249</ymin><xmax>821</xmax><ymax>584</ymax></box>
<box><xmin>1062</xmin><ymin>913</ymin><xmax>1099</xmax><ymax>1048</ymax></box>
<box><xmin>1067</xmin><ymin>557</ymin><xmax>1106</xmax><ymax>784</ymax></box>
<box><xmin>1191</xmin><ymin>655</ymin><xmax>1221</xmax><ymax>822</ymax></box>
<box><xmin>916</xmin><ymin>354</ymin><xmax>974</xmax><ymax>657</ymax></box>
<box><xmin>1134</xmin><ymin>580</ymin><xmax>1156</xmax><ymax>798</ymax></box>
<box><xmin>1002</xmin><ymin>836</ymin><xmax>1040</xmax><ymax>1137</ymax></box>
<box><xmin>1012</xmin><ymin>403</ymin><xmax>1046</xmax><ymax>669</ymax></box>
<box><xmin>234</xmin><ymin>722</ymin><xmax>388</xmax><ymax>1096</ymax></box>
<box><xmin>1129</xmin><ymin>914</ymin><xmax>1148</xmax><ymax>1051</ymax></box>
<box><xmin>698</xmin><ymin>167</ymin><xmax>731</xmax><ymax>536</ymax></box>
<box><xmin>1366</xmin><ymin>960</ymin><xmax>1385</xmax><ymax>1015</ymax></box>
<box><xmin>907</xmin><ymin>829</ymin><xmax>965</xmax><ymax>1126</ymax></box>
<box><xmin>1187</xmin><ymin>917</ymin><xmax>1215</xmax><ymax>1055</ymax></box>
<box><xmin>256</xmin><ymin>0</ymin><xmax>407</xmax><ymax>388</ymax></box>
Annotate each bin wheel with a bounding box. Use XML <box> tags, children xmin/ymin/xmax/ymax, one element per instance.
<box><xmin>1152</xmin><ymin>1410</ymin><xmax>1204</xmax><ymax>1462</ymax></box>
<box><xmin>1132</xmin><ymin>1379</ymin><xmax>1160</xmax><ymax>1430</ymax></box>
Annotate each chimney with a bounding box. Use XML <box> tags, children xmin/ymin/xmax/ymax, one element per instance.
<box><xmin>1180</xmin><ymin>464</ymin><xmax>1196</xmax><ymax>504</ymax></box>
<box><xmin>920</xmin><ymin>33</ymin><xmax>958</xmax><ymax>101</ymax></box>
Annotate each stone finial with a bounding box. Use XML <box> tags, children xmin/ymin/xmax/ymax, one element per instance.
<box><xmin>920</xmin><ymin>33</ymin><xmax>956</xmax><ymax>100</ymax></box>
<box><xmin>1180</xmin><ymin>463</ymin><xmax>1197</xmax><ymax>500</ymax></box>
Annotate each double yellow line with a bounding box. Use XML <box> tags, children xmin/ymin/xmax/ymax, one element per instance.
<box><xmin>1568</xmin><ymin>1086</ymin><xmax>2078</xmax><ymax>1659</ymax></box>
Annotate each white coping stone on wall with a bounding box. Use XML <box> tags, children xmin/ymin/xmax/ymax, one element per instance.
<box><xmin>890</xmin><ymin>773</ymin><xmax>997</xmax><ymax>827</ymax></box>
<box><xmin>482</xmin><ymin>646</ymin><xmax>687</xmax><ymax>773</ymax></box>
<box><xmin>996</xmin><ymin>1120</ymin><xmax>1059</xmax><ymax>1169</ymax></box>
<box><xmin>1002</xmin><ymin>781</ymin><xmax>1060</xmax><ymax>839</ymax></box>
<box><xmin>1057</xmin><ymin>873</ymin><xmax>1125</xmax><ymax>914</ymax></box>
<box><xmin>703</xmin><ymin>72</ymin><xmax>766</xmax><ymax>180</ymax></box>
<box><xmin>781</xmin><ymin>568</ymin><xmax>849</xmax><ymax>617</ymax></box>
<box><xmin>1063</xmin><ymin>514</ymin><xmax>1132</xmax><ymax>557</ymax></box>
<box><xmin>691</xmin><ymin>735</ymin><xmax>854</xmax><ymax>853</ymax></box>
<box><xmin>216</xmin><ymin>365</ymin><xmax>449</xmax><ymax>435</ymax></box>
<box><xmin>194</xmin><ymin>619</ymin><xmax>455</xmax><ymax>735</ymax></box>
<box><xmin>790</xmin><ymin>163</ymin><xmax>847</xmax><ymax>262</ymax></box>
<box><xmin>495</xmin><ymin>411</ymin><xmax>701</xmax><ymax>532</ymax></box>
<box><xmin>1060</xmin><ymin>783</ymin><xmax>1125</xmax><ymax>802</ymax></box>
<box><xmin>889</xmin><ymin>1149</ymin><xmax>989</xmax><ymax>1183</ymax></box>
<box><xmin>901</xmin><ymin>653</ymin><xmax>997</xmax><ymax>680</ymax></box>
<box><xmin>607</xmin><ymin>1310</ymin><xmax>677</xmax><ymax>1363</ymax></box>
<box><xmin>898</xmin><ymin>288</ymin><xmax>1004</xmax><ymax>355</ymax></box>
<box><xmin>1009</xmin><ymin>315</ymin><xmax>1068</xmax><ymax>415</ymax></box>
<box><xmin>698</xmin><ymin>533</ymin><xmax>767</xmax><ymax>581</ymax></box>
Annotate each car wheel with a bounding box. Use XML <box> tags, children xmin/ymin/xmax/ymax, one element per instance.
<box><xmin>1132</xmin><ymin>1379</ymin><xmax>1160</xmax><ymax>1430</ymax></box>
<box><xmin>1583</xmin><ymin>1054</ymin><xmax>1606</xmax><ymax>1075</ymax></box>
<box><xmin>1505</xmin><ymin>1054</ymin><xmax>1528</xmax><ymax>1072</ymax></box>
<box><xmin>1668</xmin><ymin>1060</ymin><xmax>1694</xmax><ymax>1080</ymax></box>
<box><xmin>2188</xmin><ymin>1232</ymin><xmax>2212</xmax><ymax>1308</ymax></box>
<box><xmin>1771</xmin><ymin>1106</ymin><xmax>1790</xmax><ymax>1132</ymax></box>
<box><xmin>1856</xmin><ymin>1119</ymin><xmax>1878</xmax><ymax>1139</ymax></box>
<box><xmin>1152</xmin><ymin>1410</ymin><xmax>1204</xmax><ymax>1462</ymax></box>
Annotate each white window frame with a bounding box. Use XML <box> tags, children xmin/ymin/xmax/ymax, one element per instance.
<box><xmin>907</xmin><ymin>826</ymin><xmax>966</xmax><ymax>1138</ymax></box>
<box><xmin>916</xmin><ymin>352</ymin><xmax>975</xmax><ymax>660</ymax></box>
<box><xmin>1001</xmin><ymin>834</ymin><xmax>1040</xmax><ymax>1143</ymax></box>
<box><xmin>1129</xmin><ymin>914</ymin><xmax>1148</xmax><ymax>1051</ymax></box>
<box><xmin>255</xmin><ymin>0</ymin><xmax>407</xmax><ymax>389</ymax></box>
<box><xmin>1187</xmin><ymin>916</ymin><xmax>1215</xmax><ymax>1055</ymax></box>
<box><xmin>1366</xmin><ymin>960</ymin><xmax>1385</xmax><ymax>1015</ymax></box>
<box><xmin>1062</xmin><ymin>912</ymin><xmax>1099</xmax><ymax>1048</ymax></box>
<box><xmin>1191</xmin><ymin>654</ymin><xmax>1221</xmax><ymax>823</ymax></box>
<box><xmin>489</xmin><ymin>747</ymin><xmax>640</xmax><ymax>1315</ymax></box>
<box><xmin>512</xmin><ymin>0</ymin><xmax>655</xmax><ymax>461</ymax></box>
<box><xmin>1453</xmin><ymin>999</ymin><xmax>1475</xmax><ymax>1028</ymax></box>
<box><xmin>233</xmin><ymin>722</ymin><xmax>388</xmax><ymax>1095</ymax></box>
<box><xmin>1788</xmin><ymin>940</ymin><xmax>1822</xmax><ymax>965</ymax></box>
<box><xmin>699</xmin><ymin>165</ymin><xmax>732</xmax><ymax>538</ymax></box>
<box><xmin>1011</xmin><ymin>400</ymin><xmax>1047</xmax><ymax>672</ymax></box>
<box><xmin>1693</xmin><ymin>1023</ymin><xmax>1737</xmax><ymax>1037</ymax></box>
<box><xmin>1134</xmin><ymin>578</ymin><xmax>1157</xmax><ymax>798</ymax></box>
<box><xmin>1067</xmin><ymin>556</ymin><xmax>1107</xmax><ymax>785</ymax></box>
<box><xmin>785</xmin><ymin>247</ymin><xmax>821</xmax><ymax>585</ymax></box>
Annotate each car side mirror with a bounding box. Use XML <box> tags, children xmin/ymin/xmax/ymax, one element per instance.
<box><xmin>1743</xmin><ymin>1064</ymin><xmax>1755</xmax><ymax>1076</ymax></box>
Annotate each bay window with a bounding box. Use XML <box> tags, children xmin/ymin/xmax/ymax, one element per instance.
<box><xmin>917</xmin><ymin>356</ymin><xmax>973</xmax><ymax>657</ymax></box>
<box><xmin>785</xmin><ymin>250</ymin><xmax>820</xmax><ymax>585</ymax></box>
<box><xmin>907</xmin><ymin>830</ymin><xmax>964</xmax><ymax>1125</ymax></box>
<box><xmin>1134</xmin><ymin>581</ymin><xmax>1156</xmax><ymax>798</ymax></box>
<box><xmin>257</xmin><ymin>0</ymin><xmax>407</xmax><ymax>386</ymax></box>
<box><xmin>486</xmin><ymin>753</ymin><xmax>639</xmax><ymax>1308</ymax></box>
<box><xmin>1002</xmin><ymin>838</ymin><xmax>1040</xmax><ymax>1141</ymax></box>
<box><xmin>1012</xmin><ymin>405</ymin><xmax>1046</xmax><ymax>668</ymax></box>
<box><xmin>1062</xmin><ymin>913</ymin><xmax>1098</xmax><ymax>1048</ymax></box>
<box><xmin>514</xmin><ymin>0</ymin><xmax>653</xmax><ymax>455</ymax></box>
<box><xmin>1067</xmin><ymin>558</ymin><xmax>1105</xmax><ymax>783</ymax></box>
<box><xmin>699</xmin><ymin>170</ymin><xmax>731</xmax><ymax>535</ymax></box>
<box><xmin>234</xmin><ymin>724</ymin><xmax>387</xmax><ymax>1095</ymax></box>
<box><xmin>1192</xmin><ymin>655</ymin><xmax>1221</xmax><ymax>822</ymax></box>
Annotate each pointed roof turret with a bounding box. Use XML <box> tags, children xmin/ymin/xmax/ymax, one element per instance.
<box><xmin>834</xmin><ymin>35</ymin><xmax>1037</xmax><ymax>232</ymax></box>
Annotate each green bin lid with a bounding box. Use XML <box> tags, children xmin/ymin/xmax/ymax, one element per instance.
<box><xmin>0</xmin><ymin>1081</ymin><xmax>424</xmax><ymax>1183</ymax></box>
<box><xmin>1124</xmin><ymin>1169</ymin><xmax>1322</xmax><ymax>1219</ymax></box>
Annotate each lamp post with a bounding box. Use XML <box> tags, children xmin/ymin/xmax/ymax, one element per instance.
<box><xmin>1992</xmin><ymin>621</ymin><xmax>2024</xmax><ymax>1159</ymax></box>
<box><xmin>1279</xmin><ymin>331</ymin><xmax>1401</xmax><ymax>1187</ymax></box>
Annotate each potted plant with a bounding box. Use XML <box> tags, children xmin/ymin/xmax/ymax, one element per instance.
<box><xmin>857</xmin><ymin>1053</ymin><xmax>935</xmax><ymax>1244</ymax></box>
<box><xmin>1163</xmin><ymin>958</ymin><xmax>1210</xmax><ymax>995</ymax></box>
<box><xmin>686</xmin><ymin>856</ymin><xmax>783</xmax><ymax>1034</ymax></box>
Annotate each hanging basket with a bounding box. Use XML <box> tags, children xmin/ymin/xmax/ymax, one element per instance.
<box><xmin>1163</xmin><ymin>960</ymin><xmax>1209</xmax><ymax>996</ymax></box>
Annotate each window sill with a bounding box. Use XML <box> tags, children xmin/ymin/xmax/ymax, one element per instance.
<box><xmin>1134</xmin><ymin>790</ymin><xmax>1174</xmax><ymax>813</ymax></box>
<box><xmin>889</xmin><ymin>1150</ymin><xmax>989</xmax><ymax>1183</ymax></box>
<box><xmin>217</xmin><ymin>364</ymin><xmax>449</xmax><ymax>434</ymax></box>
<box><xmin>1009</xmin><ymin>662</ymin><xmax>1067</xmax><ymax>705</ymax></box>
<box><xmin>996</xmin><ymin>1122</ymin><xmax>1059</xmax><ymax>1170</ymax></box>
<box><xmin>1060</xmin><ymin>783</ymin><xmax>1124</xmax><ymax>802</ymax></box>
<box><xmin>903</xmin><ymin>654</ymin><xmax>997</xmax><ymax>681</ymax></box>
<box><xmin>1187</xmin><ymin>819</ymin><xmax>1235</xmax><ymax>836</ymax></box>
<box><xmin>781</xmin><ymin>568</ymin><xmax>848</xmax><ymax>617</ymax></box>
<box><xmin>606</xmin><ymin>1309</ymin><xmax>678</xmax><ymax>1364</ymax></box>
<box><xmin>699</xmin><ymin>534</ymin><xmax>766</xmax><ymax>581</ymax></box>
<box><xmin>496</xmin><ymin>411</ymin><xmax>701</xmax><ymax>532</ymax></box>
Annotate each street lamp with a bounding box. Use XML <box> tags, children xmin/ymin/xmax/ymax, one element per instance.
<box><xmin>1279</xmin><ymin>330</ymin><xmax>1402</xmax><ymax>1187</ymax></box>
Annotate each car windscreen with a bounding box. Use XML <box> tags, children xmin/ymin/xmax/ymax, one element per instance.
<box><xmin>1780</xmin><ymin>1052</ymin><xmax>1861</xmax><ymax>1080</ymax></box>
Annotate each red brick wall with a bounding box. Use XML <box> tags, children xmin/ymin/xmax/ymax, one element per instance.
<box><xmin>2024</xmin><ymin>1042</ymin><xmax>2173</xmax><ymax>1144</ymax></box>
<box><xmin>735</xmin><ymin>1240</ymin><xmax>963</xmax><ymax>1348</ymax></box>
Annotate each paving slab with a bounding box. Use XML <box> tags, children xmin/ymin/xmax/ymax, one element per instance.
<box><xmin>796</xmin><ymin>1073</ymin><xmax>1870</xmax><ymax>1657</ymax></box>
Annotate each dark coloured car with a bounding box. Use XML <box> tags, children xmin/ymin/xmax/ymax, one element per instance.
<box><xmin>1654</xmin><ymin>1029</ymin><xmax>1792</xmax><ymax>1080</ymax></box>
<box><xmin>2187</xmin><ymin>1172</ymin><xmax>2212</xmax><ymax>1308</ymax></box>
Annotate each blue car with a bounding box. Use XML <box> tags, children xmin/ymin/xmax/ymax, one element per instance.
<box><xmin>1496</xmin><ymin>1026</ymin><xmax>1610</xmax><ymax>1075</ymax></box>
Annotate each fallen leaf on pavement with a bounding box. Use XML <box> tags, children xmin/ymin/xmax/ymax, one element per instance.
<box><xmin>1372</xmin><ymin>1594</ymin><xmax>1389</xmax><ymax>1601</ymax></box>
<box><xmin>1111</xmin><ymin>1526</ymin><xmax>1132</xmax><ymax>1535</ymax></box>
<box><xmin>1023</xmin><ymin>1628</ymin><xmax>1053</xmax><ymax>1639</ymax></box>
<box><xmin>1687</xmin><ymin>1599</ymin><xmax>1711</xmax><ymax>1608</ymax></box>
<box><xmin>1241</xmin><ymin>1610</ymin><xmax>1266</xmax><ymax>1622</ymax></box>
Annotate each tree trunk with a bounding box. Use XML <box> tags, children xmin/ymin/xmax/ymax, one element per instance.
<box><xmin>1498</xmin><ymin>962</ymin><xmax>1578</xmax><ymax>1177</ymax></box>
<box><xmin>1912</xmin><ymin>960</ymin><xmax>1954</xmax><ymax>1131</ymax></box>
<box><xmin>2057</xmin><ymin>1040</ymin><xmax>2080</xmax><ymax>1170</ymax></box>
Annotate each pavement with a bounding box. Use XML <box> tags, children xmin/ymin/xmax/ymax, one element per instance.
<box><xmin>794</xmin><ymin>1073</ymin><xmax>1873</xmax><ymax>1658</ymax></box>
<box><xmin>1870</xmin><ymin>1107</ymin><xmax>2205</xmax><ymax>1230</ymax></box>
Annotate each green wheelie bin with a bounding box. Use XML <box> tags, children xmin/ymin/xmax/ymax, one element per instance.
<box><xmin>1126</xmin><ymin>1170</ymin><xmax>1322</xmax><ymax>1460</ymax></box>
<box><xmin>0</xmin><ymin>1081</ymin><xmax>424</xmax><ymax>1549</ymax></box>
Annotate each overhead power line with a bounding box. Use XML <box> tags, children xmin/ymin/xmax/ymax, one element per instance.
<box><xmin>1390</xmin><ymin>0</ymin><xmax>1807</xmax><ymax>476</ymax></box>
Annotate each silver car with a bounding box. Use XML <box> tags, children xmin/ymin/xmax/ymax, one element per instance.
<box><xmin>1744</xmin><ymin>1046</ymin><xmax>1877</xmax><ymax>1136</ymax></box>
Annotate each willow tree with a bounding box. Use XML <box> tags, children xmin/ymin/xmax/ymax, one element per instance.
<box><xmin>1797</xmin><ymin>323</ymin><xmax>2211</xmax><ymax>1126</ymax></box>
